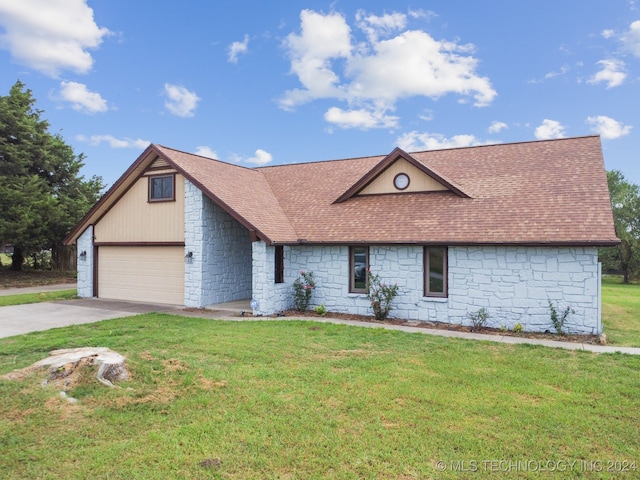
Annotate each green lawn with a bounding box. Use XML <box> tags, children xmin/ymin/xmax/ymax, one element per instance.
<box><xmin>0</xmin><ymin>289</ymin><xmax>77</xmax><ymax>307</ymax></box>
<box><xmin>602</xmin><ymin>275</ymin><xmax>640</xmax><ymax>347</ymax></box>
<box><xmin>1</xmin><ymin>315</ymin><xmax>638</xmax><ymax>479</ymax></box>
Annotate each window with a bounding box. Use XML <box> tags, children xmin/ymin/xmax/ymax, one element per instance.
<box><xmin>275</xmin><ymin>245</ymin><xmax>284</xmax><ymax>284</ymax></box>
<box><xmin>349</xmin><ymin>246</ymin><xmax>369</xmax><ymax>293</ymax></box>
<box><xmin>424</xmin><ymin>247</ymin><xmax>447</xmax><ymax>297</ymax></box>
<box><xmin>149</xmin><ymin>174</ymin><xmax>175</xmax><ymax>202</ymax></box>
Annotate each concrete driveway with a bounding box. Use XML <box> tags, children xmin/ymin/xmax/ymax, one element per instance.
<box><xmin>0</xmin><ymin>298</ymin><xmax>183</xmax><ymax>339</ymax></box>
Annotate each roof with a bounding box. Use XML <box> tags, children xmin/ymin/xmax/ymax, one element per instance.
<box><xmin>65</xmin><ymin>135</ymin><xmax>619</xmax><ymax>247</ymax></box>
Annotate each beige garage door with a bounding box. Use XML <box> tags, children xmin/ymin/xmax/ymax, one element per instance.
<box><xmin>98</xmin><ymin>246</ymin><xmax>184</xmax><ymax>305</ymax></box>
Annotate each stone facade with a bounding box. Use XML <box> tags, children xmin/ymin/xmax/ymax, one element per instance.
<box><xmin>76</xmin><ymin>225</ymin><xmax>94</xmax><ymax>298</ymax></box>
<box><xmin>251</xmin><ymin>243</ymin><xmax>602</xmax><ymax>334</ymax></box>
<box><xmin>76</xmin><ymin>182</ymin><xmax>602</xmax><ymax>335</ymax></box>
<box><xmin>184</xmin><ymin>180</ymin><xmax>252</xmax><ymax>307</ymax></box>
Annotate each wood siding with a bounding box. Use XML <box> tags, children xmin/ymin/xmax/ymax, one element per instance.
<box><xmin>95</xmin><ymin>174</ymin><xmax>185</xmax><ymax>243</ymax></box>
<box><xmin>358</xmin><ymin>158</ymin><xmax>448</xmax><ymax>195</ymax></box>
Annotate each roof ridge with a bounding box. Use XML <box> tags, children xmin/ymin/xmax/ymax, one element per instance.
<box><xmin>154</xmin><ymin>144</ymin><xmax>258</xmax><ymax>173</ymax></box>
<box><xmin>405</xmin><ymin>134</ymin><xmax>600</xmax><ymax>156</ymax></box>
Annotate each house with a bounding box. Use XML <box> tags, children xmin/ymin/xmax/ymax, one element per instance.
<box><xmin>64</xmin><ymin>135</ymin><xmax>618</xmax><ymax>334</ymax></box>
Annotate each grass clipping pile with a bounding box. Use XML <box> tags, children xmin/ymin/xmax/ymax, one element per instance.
<box><xmin>2</xmin><ymin>347</ymin><xmax>129</xmax><ymax>394</ymax></box>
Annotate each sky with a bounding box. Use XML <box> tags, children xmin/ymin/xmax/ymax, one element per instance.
<box><xmin>0</xmin><ymin>0</ymin><xmax>639</xmax><ymax>188</ymax></box>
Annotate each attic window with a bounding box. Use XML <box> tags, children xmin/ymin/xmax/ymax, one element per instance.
<box><xmin>149</xmin><ymin>174</ymin><xmax>175</xmax><ymax>202</ymax></box>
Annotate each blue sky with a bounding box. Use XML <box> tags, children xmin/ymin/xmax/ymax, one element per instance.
<box><xmin>0</xmin><ymin>0</ymin><xmax>639</xmax><ymax>187</ymax></box>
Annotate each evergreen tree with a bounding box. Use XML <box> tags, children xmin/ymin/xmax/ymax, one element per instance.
<box><xmin>0</xmin><ymin>80</ymin><xmax>104</xmax><ymax>271</ymax></box>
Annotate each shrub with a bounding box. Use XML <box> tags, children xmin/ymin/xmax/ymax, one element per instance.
<box><xmin>548</xmin><ymin>300</ymin><xmax>575</xmax><ymax>335</ymax></box>
<box><xmin>293</xmin><ymin>271</ymin><xmax>315</xmax><ymax>312</ymax></box>
<box><xmin>467</xmin><ymin>307</ymin><xmax>489</xmax><ymax>330</ymax></box>
<box><xmin>313</xmin><ymin>304</ymin><xmax>327</xmax><ymax>316</ymax></box>
<box><xmin>366</xmin><ymin>270</ymin><xmax>399</xmax><ymax>321</ymax></box>
<box><xmin>513</xmin><ymin>322</ymin><xmax>524</xmax><ymax>333</ymax></box>
<box><xmin>467</xmin><ymin>307</ymin><xmax>489</xmax><ymax>331</ymax></box>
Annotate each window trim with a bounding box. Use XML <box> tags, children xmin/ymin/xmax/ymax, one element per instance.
<box><xmin>424</xmin><ymin>246</ymin><xmax>448</xmax><ymax>298</ymax></box>
<box><xmin>275</xmin><ymin>245</ymin><xmax>284</xmax><ymax>284</ymax></box>
<box><xmin>349</xmin><ymin>246</ymin><xmax>369</xmax><ymax>294</ymax></box>
<box><xmin>148</xmin><ymin>174</ymin><xmax>176</xmax><ymax>202</ymax></box>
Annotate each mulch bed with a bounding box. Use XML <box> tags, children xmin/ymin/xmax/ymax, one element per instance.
<box><xmin>282</xmin><ymin>310</ymin><xmax>602</xmax><ymax>345</ymax></box>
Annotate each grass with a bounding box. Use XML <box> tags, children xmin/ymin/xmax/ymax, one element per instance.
<box><xmin>0</xmin><ymin>290</ymin><xmax>77</xmax><ymax>307</ymax></box>
<box><xmin>601</xmin><ymin>275</ymin><xmax>640</xmax><ymax>347</ymax></box>
<box><xmin>1</xmin><ymin>314</ymin><xmax>639</xmax><ymax>479</ymax></box>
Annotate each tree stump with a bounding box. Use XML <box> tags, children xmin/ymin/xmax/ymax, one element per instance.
<box><xmin>2</xmin><ymin>347</ymin><xmax>129</xmax><ymax>388</ymax></box>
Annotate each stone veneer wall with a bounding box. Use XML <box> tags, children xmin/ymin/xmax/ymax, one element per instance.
<box><xmin>251</xmin><ymin>243</ymin><xmax>601</xmax><ymax>334</ymax></box>
<box><xmin>76</xmin><ymin>225</ymin><xmax>94</xmax><ymax>298</ymax></box>
<box><xmin>184</xmin><ymin>181</ymin><xmax>252</xmax><ymax>307</ymax></box>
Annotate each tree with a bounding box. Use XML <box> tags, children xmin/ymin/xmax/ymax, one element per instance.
<box><xmin>0</xmin><ymin>80</ymin><xmax>104</xmax><ymax>271</ymax></box>
<box><xmin>600</xmin><ymin>170</ymin><xmax>640</xmax><ymax>283</ymax></box>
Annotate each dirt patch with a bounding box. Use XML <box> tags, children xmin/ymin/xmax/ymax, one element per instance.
<box><xmin>0</xmin><ymin>269</ymin><xmax>76</xmax><ymax>289</ymax></box>
<box><xmin>283</xmin><ymin>310</ymin><xmax>600</xmax><ymax>344</ymax></box>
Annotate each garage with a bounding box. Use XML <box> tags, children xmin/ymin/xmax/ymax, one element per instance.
<box><xmin>97</xmin><ymin>246</ymin><xmax>185</xmax><ymax>305</ymax></box>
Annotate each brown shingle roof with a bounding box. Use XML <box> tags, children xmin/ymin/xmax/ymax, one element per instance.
<box><xmin>65</xmin><ymin>136</ymin><xmax>619</xmax><ymax>246</ymax></box>
<box><xmin>256</xmin><ymin>136</ymin><xmax>617</xmax><ymax>245</ymax></box>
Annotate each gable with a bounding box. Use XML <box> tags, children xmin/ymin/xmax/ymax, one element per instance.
<box><xmin>357</xmin><ymin>157</ymin><xmax>449</xmax><ymax>196</ymax></box>
<box><xmin>94</xmin><ymin>172</ymin><xmax>185</xmax><ymax>244</ymax></box>
<box><xmin>334</xmin><ymin>147</ymin><xmax>470</xmax><ymax>203</ymax></box>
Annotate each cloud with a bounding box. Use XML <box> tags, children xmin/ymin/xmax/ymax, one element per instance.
<box><xmin>588</xmin><ymin>59</ymin><xmax>627</xmax><ymax>88</ymax></box>
<box><xmin>246</xmin><ymin>149</ymin><xmax>273</xmax><ymax>165</ymax></box>
<box><xmin>586</xmin><ymin>115</ymin><xmax>632</xmax><ymax>139</ymax></box>
<box><xmin>601</xmin><ymin>29</ymin><xmax>615</xmax><ymax>39</ymax></box>
<box><xmin>396</xmin><ymin>131</ymin><xmax>483</xmax><ymax>151</ymax></box>
<box><xmin>280</xmin><ymin>9</ymin><xmax>496</xmax><ymax>130</ymax></box>
<box><xmin>621</xmin><ymin>20</ymin><xmax>640</xmax><ymax>57</ymax></box>
<box><xmin>57</xmin><ymin>81</ymin><xmax>107</xmax><ymax>113</ymax></box>
<box><xmin>355</xmin><ymin>10</ymin><xmax>407</xmax><ymax>43</ymax></box>
<box><xmin>195</xmin><ymin>146</ymin><xmax>219</xmax><ymax>159</ymax></box>
<box><xmin>76</xmin><ymin>134</ymin><xmax>149</xmax><ymax>149</ymax></box>
<box><xmin>544</xmin><ymin>64</ymin><xmax>570</xmax><ymax>79</ymax></box>
<box><xmin>324</xmin><ymin>106</ymin><xmax>399</xmax><ymax>129</ymax></box>
<box><xmin>163</xmin><ymin>83</ymin><xmax>200</xmax><ymax>117</ymax></box>
<box><xmin>534</xmin><ymin>119</ymin><xmax>566</xmax><ymax>140</ymax></box>
<box><xmin>228</xmin><ymin>34</ymin><xmax>249</xmax><ymax>63</ymax></box>
<box><xmin>280</xmin><ymin>10</ymin><xmax>352</xmax><ymax>110</ymax></box>
<box><xmin>0</xmin><ymin>0</ymin><xmax>111</xmax><ymax>77</ymax></box>
<box><xmin>488</xmin><ymin>121</ymin><xmax>507</xmax><ymax>134</ymax></box>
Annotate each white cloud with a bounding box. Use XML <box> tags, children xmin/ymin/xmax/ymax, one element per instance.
<box><xmin>534</xmin><ymin>119</ymin><xmax>566</xmax><ymax>140</ymax></box>
<box><xmin>488</xmin><ymin>121</ymin><xmax>507</xmax><ymax>134</ymax></box>
<box><xmin>195</xmin><ymin>146</ymin><xmax>219</xmax><ymax>159</ymax></box>
<box><xmin>586</xmin><ymin>115</ymin><xmax>632</xmax><ymax>139</ymax></box>
<box><xmin>163</xmin><ymin>83</ymin><xmax>200</xmax><ymax>117</ymax></box>
<box><xmin>280</xmin><ymin>10</ymin><xmax>352</xmax><ymax>110</ymax></box>
<box><xmin>419</xmin><ymin>109</ymin><xmax>434</xmax><ymax>121</ymax></box>
<box><xmin>228</xmin><ymin>34</ymin><xmax>249</xmax><ymax>63</ymax></box>
<box><xmin>246</xmin><ymin>149</ymin><xmax>273</xmax><ymax>165</ymax></box>
<box><xmin>355</xmin><ymin>10</ymin><xmax>406</xmax><ymax>43</ymax></box>
<box><xmin>76</xmin><ymin>134</ymin><xmax>149</xmax><ymax>149</ymax></box>
<box><xmin>280</xmin><ymin>9</ymin><xmax>496</xmax><ymax>129</ymax></box>
<box><xmin>621</xmin><ymin>20</ymin><xmax>640</xmax><ymax>57</ymax></box>
<box><xmin>588</xmin><ymin>59</ymin><xmax>627</xmax><ymax>88</ymax></box>
<box><xmin>0</xmin><ymin>0</ymin><xmax>111</xmax><ymax>77</ymax></box>
<box><xmin>544</xmin><ymin>64</ymin><xmax>570</xmax><ymax>79</ymax></box>
<box><xmin>57</xmin><ymin>81</ymin><xmax>107</xmax><ymax>113</ymax></box>
<box><xmin>324</xmin><ymin>106</ymin><xmax>398</xmax><ymax>129</ymax></box>
<box><xmin>601</xmin><ymin>29</ymin><xmax>615</xmax><ymax>39</ymax></box>
<box><xmin>396</xmin><ymin>131</ymin><xmax>482</xmax><ymax>151</ymax></box>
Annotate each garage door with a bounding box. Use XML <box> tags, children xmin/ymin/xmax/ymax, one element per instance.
<box><xmin>98</xmin><ymin>246</ymin><xmax>185</xmax><ymax>305</ymax></box>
